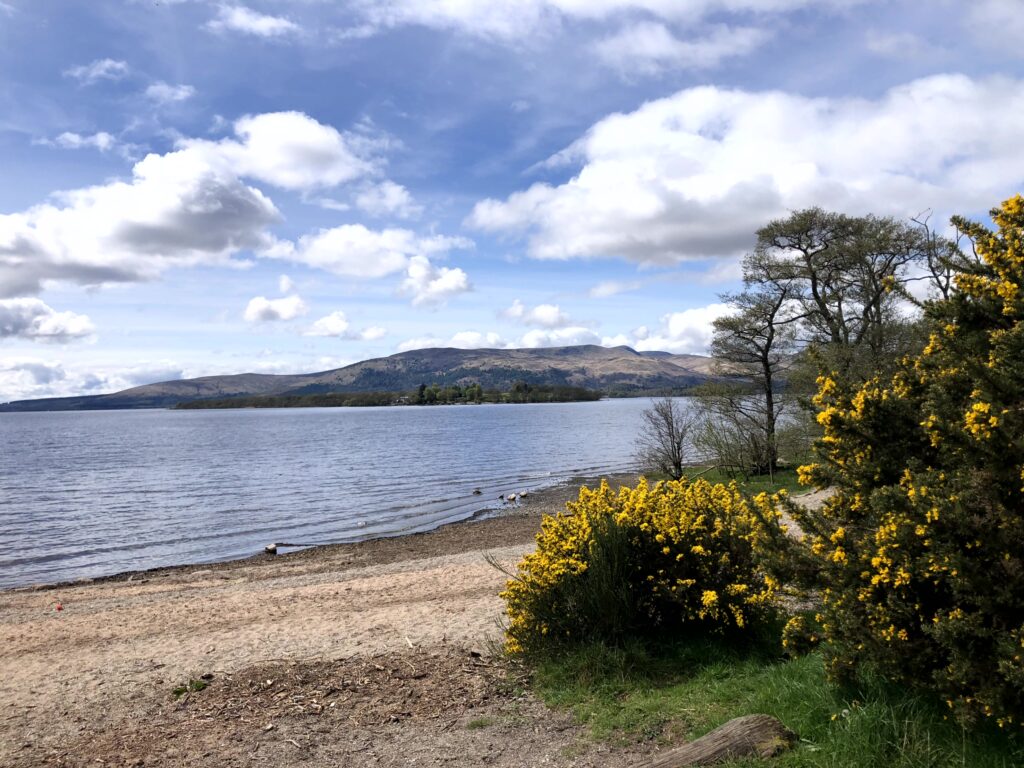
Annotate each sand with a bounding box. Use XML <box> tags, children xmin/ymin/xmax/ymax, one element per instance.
<box><xmin>0</xmin><ymin>474</ymin><xmax>648</xmax><ymax>767</ymax></box>
<box><xmin>0</xmin><ymin>476</ymin><xmax>825</xmax><ymax>767</ymax></box>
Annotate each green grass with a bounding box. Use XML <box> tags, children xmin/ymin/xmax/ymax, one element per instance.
<box><xmin>529</xmin><ymin>638</ymin><xmax>1023</xmax><ymax>767</ymax></box>
<box><xmin>688</xmin><ymin>466</ymin><xmax>807</xmax><ymax>496</ymax></box>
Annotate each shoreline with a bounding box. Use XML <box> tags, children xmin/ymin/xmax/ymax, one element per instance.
<box><xmin>0</xmin><ymin>471</ymin><xmax>643</xmax><ymax>767</ymax></box>
<box><xmin>4</xmin><ymin>471</ymin><xmax>640</xmax><ymax>595</ymax></box>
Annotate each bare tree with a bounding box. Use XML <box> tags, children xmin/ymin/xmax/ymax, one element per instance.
<box><xmin>635</xmin><ymin>397</ymin><xmax>696</xmax><ymax>480</ymax></box>
<box><xmin>711</xmin><ymin>279</ymin><xmax>799</xmax><ymax>474</ymax></box>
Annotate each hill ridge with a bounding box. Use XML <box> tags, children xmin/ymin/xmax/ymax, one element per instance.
<box><xmin>0</xmin><ymin>345</ymin><xmax>718</xmax><ymax>411</ymax></box>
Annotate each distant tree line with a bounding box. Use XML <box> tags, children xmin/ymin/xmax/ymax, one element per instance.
<box><xmin>176</xmin><ymin>382</ymin><xmax>601</xmax><ymax>410</ymax></box>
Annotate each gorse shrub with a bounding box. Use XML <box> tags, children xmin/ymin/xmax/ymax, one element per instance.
<box><xmin>500</xmin><ymin>477</ymin><xmax>783</xmax><ymax>655</ymax></box>
<box><xmin>793</xmin><ymin>195</ymin><xmax>1024</xmax><ymax>728</ymax></box>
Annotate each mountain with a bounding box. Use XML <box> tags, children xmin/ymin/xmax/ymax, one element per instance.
<box><xmin>0</xmin><ymin>345</ymin><xmax>719</xmax><ymax>411</ymax></box>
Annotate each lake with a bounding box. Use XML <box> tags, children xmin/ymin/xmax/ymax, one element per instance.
<box><xmin>0</xmin><ymin>398</ymin><xmax>666</xmax><ymax>589</ymax></box>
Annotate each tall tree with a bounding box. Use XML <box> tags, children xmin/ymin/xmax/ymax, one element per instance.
<box><xmin>745</xmin><ymin>208</ymin><xmax>946</xmax><ymax>380</ymax></box>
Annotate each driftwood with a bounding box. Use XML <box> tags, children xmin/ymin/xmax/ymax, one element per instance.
<box><xmin>645</xmin><ymin>714</ymin><xmax>796</xmax><ymax>767</ymax></box>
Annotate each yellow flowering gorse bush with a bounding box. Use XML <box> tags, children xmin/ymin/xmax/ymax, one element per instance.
<box><xmin>501</xmin><ymin>477</ymin><xmax>782</xmax><ymax>655</ymax></box>
<box><xmin>793</xmin><ymin>196</ymin><xmax>1024</xmax><ymax>728</ymax></box>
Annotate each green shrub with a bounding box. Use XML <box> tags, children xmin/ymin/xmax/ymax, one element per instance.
<box><xmin>792</xmin><ymin>195</ymin><xmax>1024</xmax><ymax>729</ymax></box>
<box><xmin>500</xmin><ymin>477</ymin><xmax>783</xmax><ymax>655</ymax></box>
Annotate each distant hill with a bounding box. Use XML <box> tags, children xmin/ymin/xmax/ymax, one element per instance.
<box><xmin>0</xmin><ymin>345</ymin><xmax>720</xmax><ymax>411</ymax></box>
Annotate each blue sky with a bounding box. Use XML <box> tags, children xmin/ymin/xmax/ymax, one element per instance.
<box><xmin>1</xmin><ymin>0</ymin><xmax>1023</xmax><ymax>401</ymax></box>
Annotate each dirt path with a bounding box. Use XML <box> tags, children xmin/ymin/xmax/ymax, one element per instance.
<box><xmin>0</xmin><ymin>475</ymin><xmax>647</xmax><ymax>767</ymax></box>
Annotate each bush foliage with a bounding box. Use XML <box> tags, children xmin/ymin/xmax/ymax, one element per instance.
<box><xmin>792</xmin><ymin>195</ymin><xmax>1024</xmax><ymax>728</ymax></box>
<box><xmin>500</xmin><ymin>477</ymin><xmax>783</xmax><ymax>655</ymax></box>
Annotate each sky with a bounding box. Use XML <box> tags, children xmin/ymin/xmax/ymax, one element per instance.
<box><xmin>1</xmin><ymin>0</ymin><xmax>1023</xmax><ymax>401</ymax></box>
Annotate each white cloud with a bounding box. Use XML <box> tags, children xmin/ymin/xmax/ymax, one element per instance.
<box><xmin>314</xmin><ymin>197</ymin><xmax>351</xmax><ymax>212</ymax></box>
<box><xmin>145</xmin><ymin>82</ymin><xmax>197</xmax><ymax>103</ymax></box>
<box><xmin>595</xmin><ymin>22</ymin><xmax>770</xmax><ymax>75</ymax></box>
<box><xmin>278</xmin><ymin>274</ymin><xmax>295</xmax><ymax>293</ymax></box>
<box><xmin>182</xmin><ymin>111</ymin><xmax>378</xmax><ymax>191</ymax></box>
<box><xmin>243</xmin><ymin>294</ymin><xmax>308</xmax><ymax>322</ymax></box>
<box><xmin>502</xmin><ymin>299</ymin><xmax>571</xmax><ymax>328</ymax></box>
<box><xmin>0</xmin><ymin>145</ymin><xmax>279</xmax><ymax>297</ymax></box>
<box><xmin>304</xmin><ymin>310</ymin><xmax>386</xmax><ymax>340</ymax></box>
<box><xmin>518</xmin><ymin>326</ymin><xmax>602</xmax><ymax>348</ymax></box>
<box><xmin>353</xmin><ymin>1</ymin><xmax>862</xmax><ymax>41</ymax></box>
<box><xmin>355</xmin><ymin>181</ymin><xmax>423</xmax><ymax>218</ymax></box>
<box><xmin>400</xmin><ymin>255</ymin><xmax>471</xmax><ymax>307</ymax></box>
<box><xmin>469</xmin><ymin>74</ymin><xmax>1024</xmax><ymax>265</ymax></box>
<box><xmin>633</xmin><ymin>303</ymin><xmax>732</xmax><ymax>354</ymax></box>
<box><xmin>206</xmin><ymin>5</ymin><xmax>300</xmax><ymax>37</ymax></box>
<box><xmin>398</xmin><ymin>325</ymin><xmax>603</xmax><ymax>352</ymax></box>
<box><xmin>589</xmin><ymin>279</ymin><xmax>641</xmax><ymax>298</ymax></box>
<box><xmin>64</xmin><ymin>58</ymin><xmax>129</xmax><ymax>84</ymax></box>
<box><xmin>267</xmin><ymin>224</ymin><xmax>472</xmax><ymax>280</ymax></box>
<box><xmin>50</xmin><ymin>131</ymin><xmax>117</xmax><ymax>152</ymax></box>
<box><xmin>0</xmin><ymin>359</ymin><xmax>188</xmax><ymax>403</ymax></box>
<box><xmin>394</xmin><ymin>307</ymin><xmax>728</xmax><ymax>354</ymax></box>
<box><xmin>397</xmin><ymin>330</ymin><xmax>506</xmax><ymax>352</ymax></box>
<box><xmin>306</xmin><ymin>310</ymin><xmax>351</xmax><ymax>336</ymax></box>
<box><xmin>0</xmin><ymin>298</ymin><xmax>95</xmax><ymax>343</ymax></box>
<box><xmin>0</xmin><ymin>111</ymin><xmax>395</xmax><ymax>297</ymax></box>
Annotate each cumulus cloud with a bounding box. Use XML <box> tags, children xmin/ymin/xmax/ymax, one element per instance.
<box><xmin>181</xmin><ymin>111</ymin><xmax>378</xmax><ymax>191</ymax></box>
<box><xmin>469</xmin><ymin>74</ymin><xmax>1024</xmax><ymax>265</ymax></box>
<box><xmin>396</xmin><ymin>325</ymin><xmax>606</xmax><ymax>352</ymax></box>
<box><xmin>145</xmin><ymin>82</ymin><xmax>196</xmax><ymax>103</ymax></box>
<box><xmin>354</xmin><ymin>181</ymin><xmax>422</xmax><ymax>218</ymax></box>
<box><xmin>0</xmin><ymin>111</ymin><xmax>395</xmax><ymax>297</ymax></box>
<box><xmin>266</xmin><ymin>224</ymin><xmax>472</xmax><ymax>280</ymax></box>
<box><xmin>304</xmin><ymin>310</ymin><xmax>387</xmax><ymax>340</ymax></box>
<box><xmin>206</xmin><ymin>5</ymin><xmax>300</xmax><ymax>37</ymax></box>
<box><xmin>502</xmin><ymin>299</ymin><xmax>571</xmax><ymax>328</ymax></box>
<box><xmin>518</xmin><ymin>326</ymin><xmax>602</xmax><ymax>348</ymax></box>
<box><xmin>278</xmin><ymin>274</ymin><xmax>295</xmax><ymax>293</ymax></box>
<box><xmin>64</xmin><ymin>58</ymin><xmax>129</xmax><ymax>84</ymax></box>
<box><xmin>595</xmin><ymin>22</ymin><xmax>770</xmax><ymax>75</ymax></box>
<box><xmin>397</xmin><ymin>331</ymin><xmax>507</xmax><ymax>352</ymax></box>
<box><xmin>400</xmin><ymin>255</ymin><xmax>471</xmax><ymax>307</ymax></box>
<box><xmin>0</xmin><ymin>298</ymin><xmax>95</xmax><ymax>343</ymax></box>
<box><xmin>243</xmin><ymin>294</ymin><xmax>308</xmax><ymax>322</ymax></box>
<box><xmin>0</xmin><ymin>359</ymin><xmax>189</xmax><ymax>403</ymax></box>
<box><xmin>632</xmin><ymin>303</ymin><xmax>732</xmax><ymax>354</ymax></box>
<box><xmin>0</xmin><ymin>148</ymin><xmax>279</xmax><ymax>297</ymax></box>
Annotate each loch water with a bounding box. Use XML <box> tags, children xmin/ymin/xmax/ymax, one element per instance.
<box><xmin>0</xmin><ymin>398</ymin><xmax>674</xmax><ymax>588</ymax></box>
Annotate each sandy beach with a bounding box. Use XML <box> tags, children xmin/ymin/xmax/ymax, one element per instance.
<box><xmin>0</xmin><ymin>474</ymin><xmax>651</xmax><ymax>767</ymax></box>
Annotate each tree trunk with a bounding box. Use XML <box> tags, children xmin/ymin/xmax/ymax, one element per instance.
<box><xmin>644</xmin><ymin>714</ymin><xmax>796</xmax><ymax>767</ymax></box>
<box><xmin>764</xmin><ymin>368</ymin><xmax>777</xmax><ymax>476</ymax></box>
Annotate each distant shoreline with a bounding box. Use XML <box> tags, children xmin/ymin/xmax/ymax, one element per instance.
<box><xmin>174</xmin><ymin>384</ymin><xmax>603</xmax><ymax>410</ymax></box>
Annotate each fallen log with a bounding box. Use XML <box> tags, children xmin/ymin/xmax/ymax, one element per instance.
<box><xmin>645</xmin><ymin>714</ymin><xmax>796</xmax><ymax>767</ymax></box>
